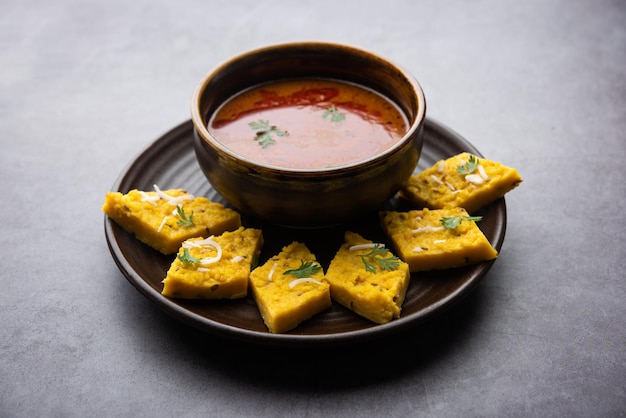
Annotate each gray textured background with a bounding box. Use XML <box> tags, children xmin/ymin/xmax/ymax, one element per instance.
<box><xmin>2</xmin><ymin>0</ymin><xmax>625</xmax><ymax>416</ymax></box>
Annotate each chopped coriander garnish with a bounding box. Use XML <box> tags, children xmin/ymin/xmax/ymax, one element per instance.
<box><xmin>176</xmin><ymin>205</ymin><xmax>194</xmax><ymax>226</ymax></box>
<box><xmin>440</xmin><ymin>215</ymin><xmax>483</xmax><ymax>229</ymax></box>
<box><xmin>358</xmin><ymin>244</ymin><xmax>400</xmax><ymax>273</ymax></box>
<box><xmin>177</xmin><ymin>248</ymin><xmax>199</xmax><ymax>264</ymax></box>
<box><xmin>456</xmin><ymin>155</ymin><xmax>480</xmax><ymax>175</ymax></box>
<box><xmin>322</xmin><ymin>105</ymin><xmax>345</xmax><ymax>123</ymax></box>
<box><xmin>283</xmin><ymin>261</ymin><xmax>322</xmax><ymax>278</ymax></box>
<box><xmin>249</xmin><ymin>120</ymin><xmax>288</xmax><ymax>148</ymax></box>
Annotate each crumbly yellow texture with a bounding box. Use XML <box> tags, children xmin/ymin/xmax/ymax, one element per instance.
<box><xmin>249</xmin><ymin>242</ymin><xmax>331</xmax><ymax>334</ymax></box>
<box><xmin>399</xmin><ymin>152</ymin><xmax>522</xmax><ymax>213</ymax></box>
<box><xmin>380</xmin><ymin>208</ymin><xmax>498</xmax><ymax>272</ymax></box>
<box><xmin>102</xmin><ymin>188</ymin><xmax>241</xmax><ymax>254</ymax></box>
<box><xmin>161</xmin><ymin>227</ymin><xmax>263</xmax><ymax>299</ymax></box>
<box><xmin>325</xmin><ymin>231</ymin><xmax>410</xmax><ymax>324</ymax></box>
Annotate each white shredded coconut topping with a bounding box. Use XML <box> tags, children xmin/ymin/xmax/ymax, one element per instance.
<box><xmin>434</xmin><ymin>239</ymin><xmax>447</xmax><ymax>244</ymax></box>
<box><xmin>197</xmin><ymin>267</ymin><xmax>210</xmax><ymax>272</ymax></box>
<box><xmin>438</xmin><ymin>162</ymin><xmax>445</xmax><ymax>173</ymax></box>
<box><xmin>430</xmin><ymin>174</ymin><xmax>443</xmax><ymax>185</ymax></box>
<box><xmin>139</xmin><ymin>191</ymin><xmax>159</xmax><ymax>206</ymax></box>
<box><xmin>200</xmin><ymin>242</ymin><xmax>222</xmax><ymax>265</ymax></box>
<box><xmin>349</xmin><ymin>243</ymin><xmax>382</xmax><ymax>251</ymax></box>
<box><xmin>412</xmin><ymin>247</ymin><xmax>424</xmax><ymax>253</ymax></box>
<box><xmin>157</xmin><ymin>216</ymin><xmax>169</xmax><ymax>233</ymax></box>
<box><xmin>268</xmin><ymin>263</ymin><xmax>277</xmax><ymax>281</ymax></box>
<box><xmin>183</xmin><ymin>237</ymin><xmax>213</xmax><ymax>247</ymax></box>
<box><xmin>465</xmin><ymin>174</ymin><xmax>484</xmax><ymax>184</ymax></box>
<box><xmin>231</xmin><ymin>255</ymin><xmax>245</xmax><ymax>263</ymax></box>
<box><xmin>152</xmin><ymin>184</ymin><xmax>195</xmax><ymax>206</ymax></box>
<box><xmin>182</xmin><ymin>237</ymin><xmax>222</xmax><ymax>265</ymax></box>
<box><xmin>445</xmin><ymin>181</ymin><xmax>456</xmax><ymax>191</ymax></box>
<box><xmin>478</xmin><ymin>165</ymin><xmax>489</xmax><ymax>180</ymax></box>
<box><xmin>412</xmin><ymin>225</ymin><xmax>445</xmax><ymax>233</ymax></box>
<box><xmin>289</xmin><ymin>278</ymin><xmax>323</xmax><ymax>289</ymax></box>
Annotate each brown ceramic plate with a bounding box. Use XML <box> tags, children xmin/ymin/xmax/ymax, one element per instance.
<box><xmin>104</xmin><ymin>118</ymin><xmax>506</xmax><ymax>347</ymax></box>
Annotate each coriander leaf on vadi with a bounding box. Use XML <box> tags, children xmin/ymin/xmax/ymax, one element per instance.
<box><xmin>355</xmin><ymin>244</ymin><xmax>400</xmax><ymax>273</ymax></box>
<box><xmin>283</xmin><ymin>261</ymin><xmax>322</xmax><ymax>278</ymax></box>
<box><xmin>440</xmin><ymin>215</ymin><xmax>483</xmax><ymax>229</ymax></box>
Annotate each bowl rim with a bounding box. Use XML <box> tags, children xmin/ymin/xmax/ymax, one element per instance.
<box><xmin>190</xmin><ymin>41</ymin><xmax>426</xmax><ymax>174</ymax></box>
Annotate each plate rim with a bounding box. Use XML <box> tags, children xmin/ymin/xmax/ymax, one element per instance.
<box><xmin>104</xmin><ymin>117</ymin><xmax>507</xmax><ymax>347</ymax></box>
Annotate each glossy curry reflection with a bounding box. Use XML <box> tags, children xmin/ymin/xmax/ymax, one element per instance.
<box><xmin>209</xmin><ymin>78</ymin><xmax>409</xmax><ymax>169</ymax></box>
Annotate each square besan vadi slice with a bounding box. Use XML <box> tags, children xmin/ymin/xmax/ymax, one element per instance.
<box><xmin>102</xmin><ymin>185</ymin><xmax>241</xmax><ymax>254</ymax></box>
<box><xmin>161</xmin><ymin>227</ymin><xmax>263</xmax><ymax>299</ymax></box>
<box><xmin>325</xmin><ymin>231</ymin><xmax>410</xmax><ymax>324</ymax></box>
<box><xmin>398</xmin><ymin>152</ymin><xmax>522</xmax><ymax>213</ymax></box>
<box><xmin>249</xmin><ymin>242</ymin><xmax>331</xmax><ymax>334</ymax></box>
<box><xmin>380</xmin><ymin>208</ymin><xmax>498</xmax><ymax>272</ymax></box>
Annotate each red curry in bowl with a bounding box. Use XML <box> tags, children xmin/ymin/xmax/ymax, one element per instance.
<box><xmin>191</xmin><ymin>42</ymin><xmax>426</xmax><ymax>228</ymax></box>
<box><xmin>209</xmin><ymin>78</ymin><xmax>409</xmax><ymax>169</ymax></box>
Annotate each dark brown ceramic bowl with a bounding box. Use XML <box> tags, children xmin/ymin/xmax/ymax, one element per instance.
<box><xmin>191</xmin><ymin>42</ymin><xmax>426</xmax><ymax>228</ymax></box>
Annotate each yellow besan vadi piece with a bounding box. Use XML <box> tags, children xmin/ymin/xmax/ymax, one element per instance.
<box><xmin>102</xmin><ymin>185</ymin><xmax>241</xmax><ymax>254</ymax></box>
<box><xmin>325</xmin><ymin>231</ymin><xmax>410</xmax><ymax>324</ymax></box>
<box><xmin>162</xmin><ymin>227</ymin><xmax>263</xmax><ymax>299</ymax></box>
<box><xmin>398</xmin><ymin>152</ymin><xmax>522</xmax><ymax>213</ymax></box>
<box><xmin>249</xmin><ymin>242</ymin><xmax>331</xmax><ymax>334</ymax></box>
<box><xmin>380</xmin><ymin>207</ymin><xmax>498</xmax><ymax>272</ymax></box>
